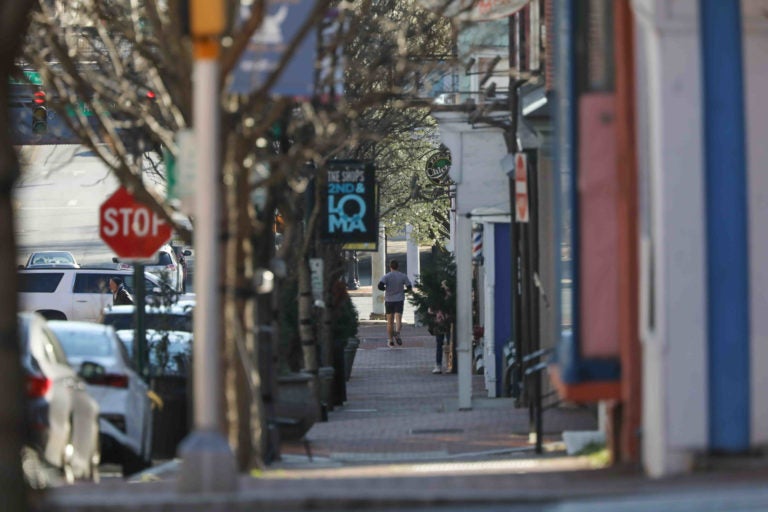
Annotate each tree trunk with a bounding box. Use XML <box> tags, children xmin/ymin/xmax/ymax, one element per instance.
<box><xmin>1</xmin><ymin>3</ymin><xmax>36</xmax><ymax>509</ymax></box>
<box><xmin>297</xmin><ymin>259</ymin><xmax>318</xmax><ymax>375</ymax></box>
<box><xmin>0</xmin><ymin>121</ymin><xmax>27</xmax><ymax>510</ymax></box>
<box><xmin>222</xmin><ymin>135</ymin><xmax>267</xmax><ymax>470</ymax></box>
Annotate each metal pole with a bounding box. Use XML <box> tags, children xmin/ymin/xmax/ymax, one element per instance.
<box><xmin>192</xmin><ymin>54</ymin><xmax>220</xmax><ymax>438</ymax></box>
<box><xmin>456</xmin><ymin>214</ymin><xmax>473</xmax><ymax>410</ymax></box>
<box><xmin>345</xmin><ymin>250</ymin><xmax>358</xmax><ymax>290</ymax></box>
<box><xmin>352</xmin><ymin>250</ymin><xmax>359</xmax><ymax>287</ymax></box>
<box><xmin>178</xmin><ymin>2</ymin><xmax>237</xmax><ymax>491</ymax></box>
<box><xmin>370</xmin><ymin>228</ymin><xmax>387</xmax><ymax>318</ymax></box>
<box><xmin>133</xmin><ymin>263</ymin><xmax>146</xmax><ymax>379</ymax></box>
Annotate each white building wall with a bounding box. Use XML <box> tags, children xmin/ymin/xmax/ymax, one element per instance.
<box><xmin>632</xmin><ymin>0</ymin><xmax>709</xmax><ymax>477</ymax></box>
<box><xmin>743</xmin><ymin>0</ymin><xmax>768</xmax><ymax>446</ymax></box>
<box><xmin>434</xmin><ymin>112</ymin><xmax>508</xmax><ymax>409</ymax></box>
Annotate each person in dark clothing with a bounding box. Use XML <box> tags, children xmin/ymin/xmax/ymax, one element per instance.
<box><xmin>427</xmin><ymin>280</ymin><xmax>452</xmax><ymax>374</ymax></box>
<box><xmin>109</xmin><ymin>277</ymin><xmax>134</xmax><ymax>306</ymax></box>
<box><xmin>428</xmin><ymin>308</ymin><xmax>450</xmax><ymax>374</ymax></box>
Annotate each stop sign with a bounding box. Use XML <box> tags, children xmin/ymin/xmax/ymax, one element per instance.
<box><xmin>99</xmin><ymin>186</ymin><xmax>172</xmax><ymax>259</ymax></box>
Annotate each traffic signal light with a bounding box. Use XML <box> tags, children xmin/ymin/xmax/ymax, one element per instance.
<box><xmin>32</xmin><ymin>90</ymin><xmax>47</xmax><ymax>134</ymax></box>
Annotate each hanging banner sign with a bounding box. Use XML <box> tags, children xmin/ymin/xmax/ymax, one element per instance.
<box><xmin>231</xmin><ymin>0</ymin><xmax>317</xmax><ymax>97</ymax></box>
<box><xmin>321</xmin><ymin>160</ymin><xmax>379</xmax><ymax>244</ymax></box>
<box><xmin>515</xmin><ymin>152</ymin><xmax>529</xmax><ymax>223</ymax></box>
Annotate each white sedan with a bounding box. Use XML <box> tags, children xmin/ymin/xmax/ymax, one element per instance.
<box><xmin>47</xmin><ymin>321</ymin><xmax>153</xmax><ymax>477</ymax></box>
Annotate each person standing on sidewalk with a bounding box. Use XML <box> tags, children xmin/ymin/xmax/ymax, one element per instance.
<box><xmin>378</xmin><ymin>260</ymin><xmax>412</xmax><ymax>347</ymax></box>
<box><xmin>427</xmin><ymin>280</ymin><xmax>452</xmax><ymax>373</ymax></box>
<box><xmin>428</xmin><ymin>310</ymin><xmax>450</xmax><ymax>373</ymax></box>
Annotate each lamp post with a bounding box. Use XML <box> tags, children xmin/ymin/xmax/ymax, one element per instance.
<box><xmin>178</xmin><ymin>0</ymin><xmax>238</xmax><ymax>493</ymax></box>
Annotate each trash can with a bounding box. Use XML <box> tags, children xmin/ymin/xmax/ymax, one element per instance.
<box><xmin>150</xmin><ymin>374</ymin><xmax>189</xmax><ymax>459</ymax></box>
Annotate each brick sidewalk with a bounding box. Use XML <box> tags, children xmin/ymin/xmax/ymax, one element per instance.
<box><xmin>280</xmin><ymin>320</ymin><xmax>598</xmax><ymax>463</ymax></box>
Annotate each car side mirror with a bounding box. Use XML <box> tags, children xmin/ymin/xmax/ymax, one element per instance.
<box><xmin>183</xmin><ymin>250</ymin><xmax>192</xmax><ymax>256</ymax></box>
<box><xmin>78</xmin><ymin>360</ymin><xmax>106</xmax><ymax>381</ymax></box>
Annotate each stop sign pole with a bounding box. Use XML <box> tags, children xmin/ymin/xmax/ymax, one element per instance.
<box><xmin>177</xmin><ymin>0</ymin><xmax>238</xmax><ymax>494</ymax></box>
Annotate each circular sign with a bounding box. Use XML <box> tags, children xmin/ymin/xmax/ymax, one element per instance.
<box><xmin>99</xmin><ymin>187</ymin><xmax>172</xmax><ymax>259</ymax></box>
<box><xmin>425</xmin><ymin>150</ymin><xmax>451</xmax><ymax>185</ymax></box>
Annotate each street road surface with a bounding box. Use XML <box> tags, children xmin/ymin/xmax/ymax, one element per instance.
<box><xmin>14</xmin><ymin>145</ymin><xmax>120</xmax><ymax>266</ymax></box>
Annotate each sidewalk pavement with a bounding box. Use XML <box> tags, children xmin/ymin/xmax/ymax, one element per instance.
<box><xmin>42</xmin><ymin>290</ymin><xmax>768</xmax><ymax>511</ymax></box>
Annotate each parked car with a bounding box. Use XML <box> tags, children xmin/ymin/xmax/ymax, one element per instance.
<box><xmin>19</xmin><ymin>312</ymin><xmax>100</xmax><ymax>484</ymax></box>
<box><xmin>113</xmin><ymin>245</ymin><xmax>185</xmax><ymax>293</ymax></box>
<box><xmin>102</xmin><ymin>304</ymin><xmax>194</xmax><ymax>375</ymax></box>
<box><xmin>101</xmin><ymin>303</ymin><xmax>193</xmax><ymax>458</ymax></box>
<box><xmin>18</xmin><ymin>267</ymin><xmax>174</xmax><ymax>322</ymax></box>
<box><xmin>170</xmin><ymin>245</ymin><xmax>192</xmax><ymax>292</ymax></box>
<box><xmin>47</xmin><ymin>321</ymin><xmax>153</xmax><ymax>476</ymax></box>
<box><xmin>24</xmin><ymin>250</ymin><xmax>79</xmax><ymax>269</ymax></box>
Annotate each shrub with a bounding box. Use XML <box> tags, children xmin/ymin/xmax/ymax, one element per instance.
<box><xmin>408</xmin><ymin>248</ymin><xmax>456</xmax><ymax>334</ymax></box>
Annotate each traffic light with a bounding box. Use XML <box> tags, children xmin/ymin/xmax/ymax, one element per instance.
<box><xmin>32</xmin><ymin>90</ymin><xmax>47</xmax><ymax>134</ymax></box>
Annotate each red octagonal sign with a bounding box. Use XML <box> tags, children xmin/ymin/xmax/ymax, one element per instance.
<box><xmin>99</xmin><ymin>186</ymin><xmax>172</xmax><ymax>259</ymax></box>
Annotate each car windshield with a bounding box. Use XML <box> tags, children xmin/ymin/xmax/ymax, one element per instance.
<box><xmin>50</xmin><ymin>327</ymin><xmax>114</xmax><ymax>357</ymax></box>
<box><xmin>103</xmin><ymin>312</ymin><xmax>192</xmax><ymax>332</ymax></box>
<box><xmin>29</xmin><ymin>252</ymin><xmax>76</xmax><ymax>266</ymax></box>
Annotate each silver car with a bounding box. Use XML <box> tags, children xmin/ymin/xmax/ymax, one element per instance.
<box><xmin>144</xmin><ymin>245</ymin><xmax>184</xmax><ymax>292</ymax></box>
<box><xmin>20</xmin><ymin>312</ymin><xmax>100</xmax><ymax>484</ymax></box>
<box><xmin>24</xmin><ymin>250</ymin><xmax>79</xmax><ymax>268</ymax></box>
<box><xmin>47</xmin><ymin>321</ymin><xmax>153</xmax><ymax>477</ymax></box>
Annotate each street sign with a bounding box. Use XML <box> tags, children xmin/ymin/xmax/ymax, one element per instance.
<box><xmin>425</xmin><ymin>149</ymin><xmax>452</xmax><ymax>185</ymax></box>
<box><xmin>515</xmin><ymin>153</ymin><xmax>529</xmax><ymax>223</ymax></box>
<box><xmin>99</xmin><ymin>187</ymin><xmax>172</xmax><ymax>259</ymax></box>
<box><xmin>321</xmin><ymin>160</ymin><xmax>379</xmax><ymax>244</ymax></box>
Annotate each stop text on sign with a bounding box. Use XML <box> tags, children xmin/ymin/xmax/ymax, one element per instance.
<box><xmin>101</xmin><ymin>207</ymin><xmax>167</xmax><ymax>237</ymax></box>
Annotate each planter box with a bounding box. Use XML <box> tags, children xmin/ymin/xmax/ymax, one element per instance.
<box><xmin>344</xmin><ymin>337</ymin><xmax>360</xmax><ymax>381</ymax></box>
<box><xmin>275</xmin><ymin>371</ymin><xmax>321</xmax><ymax>441</ymax></box>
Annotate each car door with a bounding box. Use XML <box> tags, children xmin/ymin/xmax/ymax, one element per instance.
<box><xmin>43</xmin><ymin>325</ymin><xmax>98</xmax><ymax>475</ymax></box>
<box><xmin>30</xmin><ymin>320</ymin><xmax>82</xmax><ymax>468</ymax></box>
<box><xmin>71</xmin><ymin>272</ymin><xmax>112</xmax><ymax>322</ymax></box>
<box><xmin>112</xmin><ymin>330</ymin><xmax>150</xmax><ymax>457</ymax></box>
